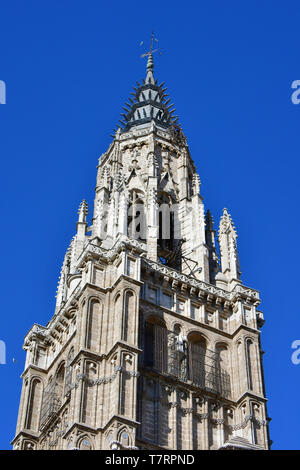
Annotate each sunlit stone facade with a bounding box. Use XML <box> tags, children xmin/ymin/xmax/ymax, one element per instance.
<box><xmin>12</xmin><ymin>54</ymin><xmax>270</xmax><ymax>450</ymax></box>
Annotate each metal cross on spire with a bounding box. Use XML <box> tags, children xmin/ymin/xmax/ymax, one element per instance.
<box><xmin>140</xmin><ymin>31</ymin><xmax>161</xmax><ymax>70</ymax></box>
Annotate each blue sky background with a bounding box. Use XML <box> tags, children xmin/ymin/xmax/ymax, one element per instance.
<box><xmin>0</xmin><ymin>0</ymin><xmax>299</xmax><ymax>450</ymax></box>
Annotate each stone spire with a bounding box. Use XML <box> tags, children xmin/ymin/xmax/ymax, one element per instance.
<box><xmin>218</xmin><ymin>208</ymin><xmax>241</xmax><ymax>283</ymax></box>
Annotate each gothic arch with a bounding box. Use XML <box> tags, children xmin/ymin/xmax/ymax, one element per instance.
<box><xmin>215</xmin><ymin>342</ymin><xmax>232</xmax><ymax>398</ymax></box>
<box><xmin>112</xmin><ymin>290</ymin><xmax>122</xmax><ymax>304</ymax></box>
<box><xmin>215</xmin><ymin>341</ymin><xmax>231</xmax><ymax>366</ymax></box>
<box><xmin>117</xmin><ymin>426</ymin><xmax>132</xmax><ymax>448</ymax></box>
<box><xmin>245</xmin><ymin>337</ymin><xmax>258</xmax><ymax>392</ymax></box>
<box><xmin>76</xmin><ymin>434</ymin><xmax>94</xmax><ymax>450</ymax></box>
<box><xmin>144</xmin><ymin>316</ymin><xmax>167</xmax><ymax>372</ymax></box>
<box><xmin>235</xmin><ymin>339</ymin><xmax>244</xmax><ymax>395</ymax></box>
<box><xmin>187</xmin><ymin>329</ymin><xmax>210</xmax><ymax>347</ymax></box>
<box><xmin>25</xmin><ymin>377</ymin><xmax>43</xmax><ymax>431</ymax></box>
<box><xmin>85</xmin><ymin>297</ymin><xmax>102</xmax><ymax>351</ymax></box>
<box><xmin>22</xmin><ymin>439</ymin><xmax>36</xmax><ymax>450</ymax></box>
<box><xmin>215</xmin><ymin>339</ymin><xmax>230</xmax><ymax>349</ymax></box>
<box><xmin>55</xmin><ymin>361</ymin><xmax>66</xmax><ymax>402</ymax></box>
<box><xmin>81</xmin><ymin>361</ymin><xmax>97</xmax><ymax>426</ymax></box>
<box><xmin>238</xmin><ymin>401</ymin><xmax>248</xmax><ymax>423</ymax></box>
<box><xmin>113</xmin><ymin>292</ymin><xmax>122</xmax><ymax>344</ymax></box>
<box><xmin>122</xmin><ymin>290</ymin><xmax>135</xmax><ymax>342</ymax></box>
<box><xmin>169</xmin><ymin>319</ymin><xmax>185</xmax><ymax>334</ymax></box>
<box><xmin>187</xmin><ymin>333</ymin><xmax>207</xmax><ymax>387</ymax></box>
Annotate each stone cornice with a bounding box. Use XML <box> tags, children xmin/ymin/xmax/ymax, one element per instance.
<box><xmin>11</xmin><ymin>430</ymin><xmax>39</xmax><ymax>445</ymax></box>
<box><xmin>236</xmin><ymin>391</ymin><xmax>268</xmax><ymax>404</ymax></box>
<box><xmin>142</xmin><ymin>258</ymin><xmax>260</xmax><ymax>304</ymax></box>
<box><xmin>101</xmin><ymin>414</ymin><xmax>140</xmax><ymax>432</ymax></box>
<box><xmin>72</xmin><ymin>342</ymin><xmax>142</xmax><ymax>366</ymax></box>
<box><xmin>232</xmin><ymin>323</ymin><xmax>261</xmax><ymax>338</ymax></box>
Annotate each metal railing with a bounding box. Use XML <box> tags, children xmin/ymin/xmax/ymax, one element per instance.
<box><xmin>144</xmin><ymin>324</ymin><xmax>231</xmax><ymax>399</ymax></box>
<box><xmin>39</xmin><ymin>380</ymin><xmax>62</xmax><ymax>430</ymax></box>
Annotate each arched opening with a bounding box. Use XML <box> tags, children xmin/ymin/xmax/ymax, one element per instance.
<box><xmin>246</xmin><ymin>339</ymin><xmax>254</xmax><ymax>391</ymax></box>
<box><xmin>78</xmin><ymin>436</ymin><xmax>93</xmax><ymax>450</ymax></box>
<box><xmin>144</xmin><ymin>317</ymin><xmax>167</xmax><ymax>372</ymax></box>
<box><xmin>25</xmin><ymin>378</ymin><xmax>43</xmax><ymax>431</ymax></box>
<box><xmin>39</xmin><ymin>367</ymin><xmax>64</xmax><ymax>431</ymax></box>
<box><xmin>188</xmin><ymin>333</ymin><xmax>207</xmax><ymax>388</ymax></box>
<box><xmin>113</xmin><ymin>293</ymin><xmax>122</xmax><ymax>344</ymax></box>
<box><xmin>119</xmin><ymin>428</ymin><xmax>130</xmax><ymax>448</ymax></box>
<box><xmin>85</xmin><ymin>299</ymin><xmax>101</xmax><ymax>351</ymax></box>
<box><xmin>55</xmin><ymin>362</ymin><xmax>65</xmax><ymax>402</ymax></box>
<box><xmin>122</xmin><ymin>291</ymin><xmax>134</xmax><ymax>342</ymax></box>
<box><xmin>168</xmin><ymin>324</ymin><xmax>187</xmax><ymax>380</ymax></box>
<box><xmin>216</xmin><ymin>342</ymin><xmax>231</xmax><ymax>398</ymax></box>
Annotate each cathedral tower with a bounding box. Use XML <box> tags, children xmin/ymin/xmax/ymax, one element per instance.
<box><xmin>12</xmin><ymin>49</ymin><xmax>270</xmax><ymax>451</ymax></box>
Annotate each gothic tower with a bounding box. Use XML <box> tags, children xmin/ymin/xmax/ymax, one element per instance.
<box><xmin>12</xmin><ymin>51</ymin><xmax>270</xmax><ymax>451</ymax></box>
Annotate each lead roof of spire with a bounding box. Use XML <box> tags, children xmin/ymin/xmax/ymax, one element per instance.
<box><xmin>115</xmin><ymin>41</ymin><xmax>181</xmax><ymax>134</ymax></box>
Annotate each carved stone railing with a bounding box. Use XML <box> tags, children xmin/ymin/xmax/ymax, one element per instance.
<box><xmin>77</xmin><ymin>235</ymin><xmax>147</xmax><ymax>267</ymax></box>
<box><xmin>77</xmin><ymin>242</ymin><xmax>108</xmax><ymax>266</ymax></box>
<box><xmin>142</xmin><ymin>258</ymin><xmax>260</xmax><ymax>303</ymax></box>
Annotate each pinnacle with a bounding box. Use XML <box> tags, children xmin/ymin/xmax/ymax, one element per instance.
<box><xmin>219</xmin><ymin>207</ymin><xmax>237</xmax><ymax>236</ymax></box>
<box><xmin>78</xmin><ymin>199</ymin><xmax>88</xmax><ymax>214</ymax></box>
<box><xmin>205</xmin><ymin>210</ymin><xmax>214</xmax><ymax>230</ymax></box>
<box><xmin>78</xmin><ymin>199</ymin><xmax>88</xmax><ymax>223</ymax></box>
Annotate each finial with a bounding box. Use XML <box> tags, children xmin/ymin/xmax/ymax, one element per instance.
<box><xmin>219</xmin><ymin>207</ymin><xmax>237</xmax><ymax>237</ymax></box>
<box><xmin>78</xmin><ymin>199</ymin><xmax>88</xmax><ymax>224</ymax></box>
<box><xmin>147</xmin><ymin>53</ymin><xmax>154</xmax><ymax>71</ymax></box>
<box><xmin>192</xmin><ymin>173</ymin><xmax>201</xmax><ymax>195</ymax></box>
<box><xmin>140</xmin><ymin>31</ymin><xmax>161</xmax><ymax>72</ymax></box>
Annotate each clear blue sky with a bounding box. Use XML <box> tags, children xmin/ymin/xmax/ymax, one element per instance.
<box><xmin>1</xmin><ymin>0</ymin><xmax>299</xmax><ymax>450</ymax></box>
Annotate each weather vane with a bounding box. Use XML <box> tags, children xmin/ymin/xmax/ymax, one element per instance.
<box><xmin>140</xmin><ymin>31</ymin><xmax>162</xmax><ymax>60</ymax></box>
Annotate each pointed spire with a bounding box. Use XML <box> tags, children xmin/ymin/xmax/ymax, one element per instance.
<box><xmin>78</xmin><ymin>199</ymin><xmax>88</xmax><ymax>224</ymax></box>
<box><xmin>218</xmin><ymin>208</ymin><xmax>241</xmax><ymax>281</ymax></box>
<box><xmin>113</xmin><ymin>33</ymin><xmax>182</xmax><ymax>134</ymax></box>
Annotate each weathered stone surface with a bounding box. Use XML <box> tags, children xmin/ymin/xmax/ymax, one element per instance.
<box><xmin>12</xmin><ymin>55</ymin><xmax>270</xmax><ymax>451</ymax></box>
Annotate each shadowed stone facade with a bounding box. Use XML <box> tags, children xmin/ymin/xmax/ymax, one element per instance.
<box><xmin>12</xmin><ymin>53</ymin><xmax>270</xmax><ymax>451</ymax></box>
